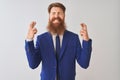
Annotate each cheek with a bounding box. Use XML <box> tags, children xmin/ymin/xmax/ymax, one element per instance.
<box><xmin>49</xmin><ymin>16</ymin><xmax>53</xmax><ymax>21</ymax></box>
<box><xmin>60</xmin><ymin>17</ymin><xmax>64</xmax><ymax>21</ymax></box>
<box><xmin>59</xmin><ymin>15</ymin><xmax>65</xmax><ymax>20</ymax></box>
<box><xmin>49</xmin><ymin>15</ymin><xmax>55</xmax><ymax>20</ymax></box>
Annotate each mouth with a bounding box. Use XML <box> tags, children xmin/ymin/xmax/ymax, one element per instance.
<box><xmin>53</xmin><ymin>19</ymin><xmax>60</xmax><ymax>23</ymax></box>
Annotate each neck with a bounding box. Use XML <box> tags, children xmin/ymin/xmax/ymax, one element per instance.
<box><xmin>49</xmin><ymin>29</ymin><xmax>65</xmax><ymax>35</ymax></box>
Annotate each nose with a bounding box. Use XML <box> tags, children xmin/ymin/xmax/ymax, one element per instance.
<box><xmin>54</xmin><ymin>13</ymin><xmax>59</xmax><ymax>18</ymax></box>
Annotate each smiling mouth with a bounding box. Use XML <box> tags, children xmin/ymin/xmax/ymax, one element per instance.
<box><xmin>53</xmin><ymin>19</ymin><xmax>60</xmax><ymax>23</ymax></box>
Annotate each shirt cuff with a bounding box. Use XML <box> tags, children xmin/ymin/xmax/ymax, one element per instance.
<box><xmin>26</xmin><ymin>38</ymin><xmax>33</xmax><ymax>42</ymax></box>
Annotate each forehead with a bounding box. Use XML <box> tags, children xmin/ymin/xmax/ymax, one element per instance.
<box><xmin>50</xmin><ymin>7</ymin><xmax>64</xmax><ymax>13</ymax></box>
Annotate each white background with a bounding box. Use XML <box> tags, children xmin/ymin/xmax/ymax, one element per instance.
<box><xmin>0</xmin><ymin>0</ymin><xmax>119</xmax><ymax>80</ymax></box>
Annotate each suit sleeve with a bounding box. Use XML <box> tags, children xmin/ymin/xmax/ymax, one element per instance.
<box><xmin>25</xmin><ymin>36</ymin><xmax>41</xmax><ymax>69</ymax></box>
<box><xmin>76</xmin><ymin>35</ymin><xmax>92</xmax><ymax>69</ymax></box>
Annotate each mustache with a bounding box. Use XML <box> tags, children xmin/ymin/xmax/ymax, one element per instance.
<box><xmin>51</xmin><ymin>17</ymin><xmax>63</xmax><ymax>22</ymax></box>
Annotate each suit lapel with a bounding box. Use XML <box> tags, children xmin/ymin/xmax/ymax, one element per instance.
<box><xmin>47</xmin><ymin>32</ymin><xmax>56</xmax><ymax>57</ymax></box>
<box><xmin>59</xmin><ymin>30</ymin><xmax>69</xmax><ymax>60</ymax></box>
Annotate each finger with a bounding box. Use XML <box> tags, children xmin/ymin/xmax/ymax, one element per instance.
<box><xmin>33</xmin><ymin>29</ymin><xmax>37</xmax><ymax>34</ymax></box>
<box><xmin>29</xmin><ymin>21</ymin><xmax>36</xmax><ymax>29</ymax></box>
<box><xmin>80</xmin><ymin>29</ymin><xmax>84</xmax><ymax>32</ymax></box>
<box><xmin>81</xmin><ymin>23</ymin><xmax>87</xmax><ymax>30</ymax></box>
<box><xmin>80</xmin><ymin>32</ymin><xmax>84</xmax><ymax>36</ymax></box>
<box><xmin>80</xmin><ymin>30</ymin><xmax>84</xmax><ymax>33</ymax></box>
<box><xmin>34</xmin><ymin>31</ymin><xmax>37</xmax><ymax>34</ymax></box>
<box><xmin>80</xmin><ymin>29</ymin><xmax>86</xmax><ymax>34</ymax></box>
<box><xmin>33</xmin><ymin>28</ymin><xmax>37</xmax><ymax>31</ymax></box>
<box><xmin>80</xmin><ymin>29</ymin><xmax>88</xmax><ymax>35</ymax></box>
<box><xmin>80</xmin><ymin>30</ymin><xmax>84</xmax><ymax>36</ymax></box>
<box><xmin>80</xmin><ymin>23</ymin><xmax>87</xmax><ymax>30</ymax></box>
<box><xmin>80</xmin><ymin>31</ymin><xmax>85</xmax><ymax>34</ymax></box>
<box><xmin>33</xmin><ymin>28</ymin><xmax>37</xmax><ymax>32</ymax></box>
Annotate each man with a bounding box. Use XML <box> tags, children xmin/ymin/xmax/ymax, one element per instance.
<box><xmin>25</xmin><ymin>2</ymin><xmax>92</xmax><ymax>80</ymax></box>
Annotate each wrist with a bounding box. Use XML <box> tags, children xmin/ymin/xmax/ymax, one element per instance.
<box><xmin>26</xmin><ymin>35</ymin><xmax>34</xmax><ymax>40</ymax></box>
<box><xmin>26</xmin><ymin>35</ymin><xmax>33</xmax><ymax>41</ymax></box>
<box><xmin>83</xmin><ymin>37</ymin><xmax>90</xmax><ymax>41</ymax></box>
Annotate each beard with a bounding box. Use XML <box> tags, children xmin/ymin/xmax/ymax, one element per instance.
<box><xmin>47</xmin><ymin>17</ymin><xmax>66</xmax><ymax>34</ymax></box>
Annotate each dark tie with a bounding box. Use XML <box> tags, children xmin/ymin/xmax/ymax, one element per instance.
<box><xmin>56</xmin><ymin>35</ymin><xmax>60</xmax><ymax>80</ymax></box>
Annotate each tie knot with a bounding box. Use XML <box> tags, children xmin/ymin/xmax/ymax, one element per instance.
<box><xmin>56</xmin><ymin>35</ymin><xmax>60</xmax><ymax>39</ymax></box>
<box><xmin>56</xmin><ymin>35</ymin><xmax>59</xmax><ymax>37</ymax></box>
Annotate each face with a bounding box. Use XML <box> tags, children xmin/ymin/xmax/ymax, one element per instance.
<box><xmin>49</xmin><ymin>7</ymin><xmax>65</xmax><ymax>28</ymax></box>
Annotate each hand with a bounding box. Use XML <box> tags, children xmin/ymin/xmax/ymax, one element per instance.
<box><xmin>26</xmin><ymin>21</ymin><xmax>37</xmax><ymax>39</ymax></box>
<box><xmin>80</xmin><ymin>23</ymin><xmax>89</xmax><ymax>41</ymax></box>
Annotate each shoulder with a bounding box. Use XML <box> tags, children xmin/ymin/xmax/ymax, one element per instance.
<box><xmin>36</xmin><ymin>32</ymin><xmax>49</xmax><ymax>40</ymax></box>
<box><xmin>65</xmin><ymin>30</ymin><xmax>80</xmax><ymax>44</ymax></box>
<box><xmin>66</xmin><ymin>30</ymin><xmax>79</xmax><ymax>38</ymax></box>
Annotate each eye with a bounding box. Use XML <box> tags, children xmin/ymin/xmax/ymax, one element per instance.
<box><xmin>51</xmin><ymin>12</ymin><xmax>56</xmax><ymax>15</ymax></box>
<box><xmin>58</xmin><ymin>12</ymin><xmax>64</xmax><ymax>15</ymax></box>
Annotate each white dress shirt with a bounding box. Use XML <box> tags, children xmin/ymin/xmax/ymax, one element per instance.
<box><xmin>52</xmin><ymin>34</ymin><xmax>63</xmax><ymax>50</ymax></box>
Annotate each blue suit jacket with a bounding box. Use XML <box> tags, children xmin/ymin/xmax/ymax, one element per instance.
<box><xmin>25</xmin><ymin>30</ymin><xmax>92</xmax><ymax>80</ymax></box>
